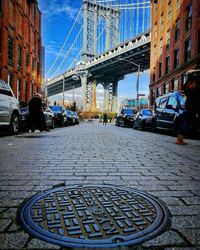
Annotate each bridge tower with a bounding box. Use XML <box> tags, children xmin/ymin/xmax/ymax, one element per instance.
<box><xmin>82</xmin><ymin>0</ymin><xmax>119</xmax><ymax>62</ymax></box>
<box><xmin>82</xmin><ymin>0</ymin><xmax>119</xmax><ymax>112</ymax></box>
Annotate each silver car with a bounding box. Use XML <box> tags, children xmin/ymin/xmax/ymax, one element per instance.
<box><xmin>0</xmin><ymin>79</ymin><xmax>20</xmax><ymax>134</ymax></box>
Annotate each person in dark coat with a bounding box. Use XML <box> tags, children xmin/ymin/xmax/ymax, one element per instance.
<box><xmin>175</xmin><ymin>69</ymin><xmax>200</xmax><ymax>144</ymax></box>
<box><xmin>29</xmin><ymin>93</ymin><xmax>48</xmax><ymax>132</ymax></box>
<box><xmin>103</xmin><ymin>113</ymin><xmax>108</xmax><ymax>125</ymax></box>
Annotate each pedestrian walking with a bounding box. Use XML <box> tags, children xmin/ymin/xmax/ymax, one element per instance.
<box><xmin>103</xmin><ymin>113</ymin><xmax>108</xmax><ymax>125</ymax></box>
<box><xmin>175</xmin><ymin>69</ymin><xmax>200</xmax><ymax>145</ymax></box>
<box><xmin>29</xmin><ymin>93</ymin><xmax>49</xmax><ymax>132</ymax></box>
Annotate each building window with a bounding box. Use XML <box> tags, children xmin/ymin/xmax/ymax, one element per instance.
<box><xmin>168</xmin><ymin>2</ymin><xmax>171</xmax><ymax>21</ymax></box>
<box><xmin>176</xmin><ymin>0</ymin><xmax>180</xmax><ymax>9</ymax></box>
<box><xmin>8</xmin><ymin>37</ymin><xmax>14</xmax><ymax>63</ymax></box>
<box><xmin>160</xmin><ymin>13</ymin><xmax>164</xmax><ymax>31</ymax></box>
<box><xmin>154</xmin><ymin>23</ymin><xmax>157</xmax><ymax>39</ymax></box>
<box><xmin>165</xmin><ymin>56</ymin><xmax>170</xmax><ymax>74</ymax></box>
<box><xmin>17</xmin><ymin>46</ymin><xmax>22</xmax><ymax>67</ymax></box>
<box><xmin>171</xmin><ymin>79</ymin><xmax>179</xmax><ymax>91</ymax></box>
<box><xmin>17</xmin><ymin>79</ymin><xmax>21</xmax><ymax>101</ymax></box>
<box><xmin>164</xmin><ymin>82</ymin><xmax>169</xmax><ymax>94</ymax></box>
<box><xmin>157</xmin><ymin>87</ymin><xmax>162</xmax><ymax>97</ymax></box>
<box><xmin>25</xmin><ymin>81</ymin><xmax>28</xmax><ymax>101</ymax></box>
<box><xmin>184</xmin><ymin>37</ymin><xmax>192</xmax><ymax>62</ymax></box>
<box><xmin>25</xmin><ymin>54</ymin><xmax>29</xmax><ymax>71</ymax></box>
<box><xmin>185</xmin><ymin>3</ymin><xmax>192</xmax><ymax>31</ymax></box>
<box><xmin>181</xmin><ymin>73</ymin><xmax>187</xmax><ymax>90</ymax></box>
<box><xmin>8</xmin><ymin>72</ymin><xmax>13</xmax><ymax>89</ymax></box>
<box><xmin>166</xmin><ymin>29</ymin><xmax>170</xmax><ymax>48</ymax></box>
<box><xmin>174</xmin><ymin>48</ymin><xmax>179</xmax><ymax>69</ymax></box>
<box><xmin>175</xmin><ymin>18</ymin><xmax>180</xmax><ymax>41</ymax></box>
<box><xmin>160</xmin><ymin>39</ymin><xmax>163</xmax><ymax>56</ymax></box>
<box><xmin>152</xmin><ymin>68</ymin><xmax>156</xmax><ymax>82</ymax></box>
<box><xmin>159</xmin><ymin>62</ymin><xmax>162</xmax><ymax>78</ymax></box>
<box><xmin>0</xmin><ymin>0</ymin><xmax>2</xmax><ymax>13</ymax></box>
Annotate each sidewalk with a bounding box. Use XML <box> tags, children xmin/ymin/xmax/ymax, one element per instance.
<box><xmin>0</xmin><ymin>123</ymin><xmax>199</xmax><ymax>249</ymax></box>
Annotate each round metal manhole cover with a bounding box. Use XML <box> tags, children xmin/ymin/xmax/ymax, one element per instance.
<box><xmin>18</xmin><ymin>185</ymin><xmax>170</xmax><ymax>248</ymax></box>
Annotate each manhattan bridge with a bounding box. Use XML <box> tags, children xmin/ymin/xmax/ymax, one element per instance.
<box><xmin>46</xmin><ymin>0</ymin><xmax>151</xmax><ymax>112</ymax></box>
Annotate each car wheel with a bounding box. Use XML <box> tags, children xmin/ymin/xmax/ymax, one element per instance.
<box><xmin>115</xmin><ymin>121</ymin><xmax>119</xmax><ymax>127</ymax></box>
<box><xmin>133</xmin><ymin>123</ymin><xmax>137</xmax><ymax>129</ymax></box>
<box><xmin>141</xmin><ymin>121</ymin><xmax>146</xmax><ymax>131</ymax></box>
<box><xmin>10</xmin><ymin>113</ymin><xmax>19</xmax><ymax>135</ymax></box>
<box><xmin>121</xmin><ymin>120</ymin><xmax>125</xmax><ymax>127</ymax></box>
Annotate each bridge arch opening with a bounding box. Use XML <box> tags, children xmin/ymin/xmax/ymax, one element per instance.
<box><xmin>96</xmin><ymin>83</ymin><xmax>104</xmax><ymax>111</ymax></box>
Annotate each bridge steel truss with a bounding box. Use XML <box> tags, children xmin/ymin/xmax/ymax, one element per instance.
<box><xmin>47</xmin><ymin>31</ymin><xmax>151</xmax><ymax>112</ymax></box>
<box><xmin>82</xmin><ymin>0</ymin><xmax>119</xmax><ymax>62</ymax></box>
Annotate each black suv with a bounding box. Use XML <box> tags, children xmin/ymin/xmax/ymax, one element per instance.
<box><xmin>115</xmin><ymin>108</ymin><xmax>136</xmax><ymax>127</ymax></box>
<box><xmin>151</xmin><ymin>91</ymin><xmax>185</xmax><ymax>133</ymax></box>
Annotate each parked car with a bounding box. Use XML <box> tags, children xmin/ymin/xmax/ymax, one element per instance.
<box><xmin>73</xmin><ymin>111</ymin><xmax>79</xmax><ymax>124</ymax></box>
<box><xmin>151</xmin><ymin>91</ymin><xmax>185</xmax><ymax>133</ymax></box>
<box><xmin>133</xmin><ymin>109</ymin><xmax>152</xmax><ymax>130</ymax></box>
<box><xmin>0</xmin><ymin>79</ymin><xmax>20</xmax><ymax>134</ymax></box>
<box><xmin>43</xmin><ymin>106</ymin><xmax>55</xmax><ymax>129</ymax></box>
<box><xmin>115</xmin><ymin>108</ymin><xmax>136</xmax><ymax>127</ymax></box>
<box><xmin>65</xmin><ymin>109</ymin><xmax>75</xmax><ymax>125</ymax></box>
<box><xmin>20</xmin><ymin>105</ymin><xmax>55</xmax><ymax>131</ymax></box>
<box><xmin>50</xmin><ymin>105</ymin><xmax>67</xmax><ymax>127</ymax></box>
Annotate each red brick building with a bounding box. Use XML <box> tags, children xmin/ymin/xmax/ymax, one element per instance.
<box><xmin>150</xmin><ymin>0</ymin><xmax>200</xmax><ymax>106</ymax></box>
<box><xmin>0</xmin><ymin>0</ymin><xmax>42</xmax><ymax>104</ymax></box>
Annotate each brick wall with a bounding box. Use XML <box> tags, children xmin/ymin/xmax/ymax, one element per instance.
<box><xmin>0</xmin><ymin>0</ymin><xmax>42</xmax><ymax>104</ymax></box>
<box><xmin>150</xmin><ymin>0</ymin><xmax>200</xmax><ymax>106</ymax></box>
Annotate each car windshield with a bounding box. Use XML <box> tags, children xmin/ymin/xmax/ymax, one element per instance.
<box><xmin>124</xmin><ymin>109</ymin><xmax>134</xmax><ymax>115</ymax></box>
<box><xmin>51</xmin><ymin>106</ymin><xmax>62</xmax><ymax>112</ymax></box>
<box><xmin>66</xmin><ymin>111</ymin><xmax>72</xmax><ymax>115</ymax></box>
<box><xmin>143</xmin><ymin>110</ymin><xmax>152</xmax><ymax>116</ymax></box>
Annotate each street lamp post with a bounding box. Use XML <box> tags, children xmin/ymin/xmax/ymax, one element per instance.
<box><xmin>62</xmin><ymin>76</ymin><xmax>65</xmax><ymax>106</ymax></box>
<box><xmin>118</xmin><ymin>58</ymin><xmax>140</xmax><ymax>109</ymax></box>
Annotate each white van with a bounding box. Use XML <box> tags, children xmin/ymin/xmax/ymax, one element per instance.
<box><xmin>0</xmin><ymin>79</ymin><xmax>20</xmax><ymax>134</ymax></box>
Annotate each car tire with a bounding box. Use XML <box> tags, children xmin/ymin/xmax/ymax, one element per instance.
<box><xmin>141</xmin><ymin>121</ymin><xmax>146</xmax><ymax>131</ymax></box>
<box><xmin>9</xmin><ymin>112</ymin><xmax>19</xmax><ymax>135</ymax></box>
<box><xmin>133</xmin><ymin>123</ymin><xmax>137</xmax><ymax>129</ymax></box>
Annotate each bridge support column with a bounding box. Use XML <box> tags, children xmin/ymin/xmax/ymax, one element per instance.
<box><xmin>90</xmin><ymin>80</ymin><xmax>97</xmax><ymax>112</ymax></box>
<box><xmin>81</xmin><ymin>75</ymin><xmax>87</xmax><ymax>111</ymax></box>
<box><xmin>103</xmin><ymin>82</ymin><xmax>110</xmax><ymax>112</ymax></box>
<box><xmin>112</xmin><ymin>80</ymin><xmax>118</xmax><ymax>112</ymax></box>
<box><xmin>103</xmin><ymin>82</ymin><xmax>113</xmax><ymax>112</ymax></box>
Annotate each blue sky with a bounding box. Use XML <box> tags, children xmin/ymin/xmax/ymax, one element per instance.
<box><xmin>38</xmin><ymin>0</ymin><xmax>150</xmax><ymax>105</ymax></box>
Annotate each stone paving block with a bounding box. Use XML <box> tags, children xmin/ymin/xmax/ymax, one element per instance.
<box><xmin>0</xmin><ymin>219</ymin><xmax>11</xmax><ymax>232</ymax></box>
<box><xmin>181</xmin><ymin>197</ymin><xmax>200</xmax><ymax>205</ymax></box>
<box><xmin>27</xmin><ymin>239</ymin><xmax>61</xmax><ymax>249</ymax></box>
<box><xmin>180</xmin><ymin>228</ymin><xmax>200</xmax><ymax>246</ymax></box>
<box><xmin>0</xmin><ymin>232</ymin><xmax>29</xmax><ymax>249</ymax></box>
<box><xmin>172</xmin><ymin>216</ymin><xmax>200</xmax><ymax>229</ymax></box>
<box><xmin>164</xmin><ymin>248</ymin><xmax>200</xmax><ymax>250</ymax></box>
<box><xmin>142</xmin><ymin>230</ymin><xmax>186</xmax><ymax>247</ymax></box>
<box><xmin>169</xmin><ymin>205</ymin><xmax>200</xmax><ymax>216</ymax></box>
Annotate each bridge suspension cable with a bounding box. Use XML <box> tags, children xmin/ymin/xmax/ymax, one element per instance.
<box><xmin>45</xmin><ymin>7</ymin><xmax>83</xmax><ymax>78</ymax></box>
<box><xmin>51</xmin><ymin>25</ymin><xmax>84</xmax><ymax>78</ymax></box>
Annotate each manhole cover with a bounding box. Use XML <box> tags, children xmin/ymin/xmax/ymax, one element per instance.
<box><xmin>18</xmin><ymin>185</ymin><xmax>170</xmax><ymax>248</ymax></box>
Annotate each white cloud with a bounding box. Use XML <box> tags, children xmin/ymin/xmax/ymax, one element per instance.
<box><xmin>41</xmin><ymin>1</ymin><xmax>79</xmax><ymax>20</ymax></box>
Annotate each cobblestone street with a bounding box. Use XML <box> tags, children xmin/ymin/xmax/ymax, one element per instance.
<box><xmin>0</xmin><ymin>122</ymin><xmax>200</xmax><ymax>250</ymax></box>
